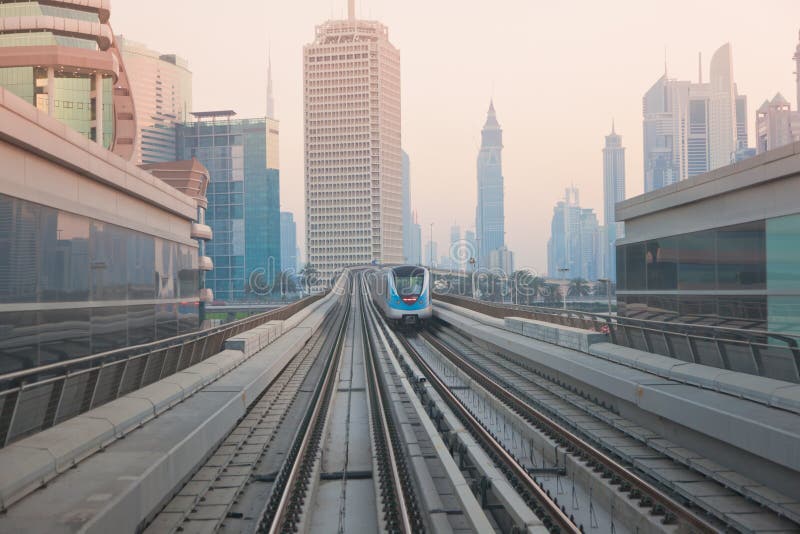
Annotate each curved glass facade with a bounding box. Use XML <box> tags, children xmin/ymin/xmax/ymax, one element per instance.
<box><xmin>0</xmin><ymin>194</ymin><xmax>200</xmax><ymax>373</ymax></box>
<box><xmin>0</xmin><ymin>1</ymin><xmax>123</xmax><ymax>152</ymax></box>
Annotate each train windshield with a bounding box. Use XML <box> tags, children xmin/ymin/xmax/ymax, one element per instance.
<box><xmin>392</xmin><ymin>267</ymin><xmax>425</xmax><ymax>296</ymax></box>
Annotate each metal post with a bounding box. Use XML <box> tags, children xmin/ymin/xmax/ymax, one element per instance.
<box><xmin>94</xmin><ymin>73</ymin><xmax>104</xmax><ymax>145</ymax></box>
<box><xmin>598</xmin><ymin>278</ymin><xmax>612</xmax><ymax>316</ymax></box>
<box><xmin>46</xmin><ymin>67</ymin><xmax>55</xmax><ymax>115</ymax></box>
<box><xmin>2</xmin><ymin>390</ymin><xmax>21</xmax><ymax>446</ymax></box>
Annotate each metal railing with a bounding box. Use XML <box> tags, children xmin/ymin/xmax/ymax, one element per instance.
<box><xmin>0</xmin><ymin>294</ymin><xmax>325</xmax><ymax>448</ymax></box>
<box><xmin>434</xmin><ymin>293</ymin><xmax>800</xmax><ymax>384</ymax></box>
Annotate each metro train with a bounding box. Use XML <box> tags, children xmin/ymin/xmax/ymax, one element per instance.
<box><xmin>368</xmin><ymin>265</ymin><xmax>433</xmax><ymax>326</ymax></box>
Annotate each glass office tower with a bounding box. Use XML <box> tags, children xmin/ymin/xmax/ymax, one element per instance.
<box><xmin>177</xmin><ymin>112</ymin><xmax>280</xmax><ymax>301</ymax></box>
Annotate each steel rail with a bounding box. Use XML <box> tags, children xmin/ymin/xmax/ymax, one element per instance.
<box><xmin>261</xmin><ymin>289</ymin><xmax>350</xmax><ymax>534</ymax></box>
<box><xmin>359</xmin><ymin>276</ymin><xmax>415</xmax><ymax>533</ymax></box>
<box><xmin>421</xmin><ymin>330</ymin><xmax>718</xmax><ymax>534</ymax></box>
<box><xmin>394</xmin><ymin>333</ymin><xmax>580</xmax><ymax>533</ymax></box>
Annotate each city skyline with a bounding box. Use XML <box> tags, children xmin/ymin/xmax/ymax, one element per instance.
<box><xmin>112</xmin><ymin>1</ymin><xmax>800</xmax><ymax>273</ymax></box>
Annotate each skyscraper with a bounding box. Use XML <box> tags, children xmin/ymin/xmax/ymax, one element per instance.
<box><xmin>795</xmin><ymin>30</ymin><xmax>800</xmax><ymax>111</ymax></box>
<box><xmin>547</xmin><ymin>188</ymin><xmax>601</xmax><ymax>280</ymax></box>
<box><xmin>177</xmin><ymin>111</ymin><xmax>280</xmax><ymax>301</ymax></box>
<box><xmin>425</xmin><ymin>240</ymin><xmax>439</xmax><ymax>269</ymax></box>
<box><xmin>709</xmin><ymin>44</ymin><xmax>737</xmax><ymax>171</ymax></box>
<box><xmin>0</xmin><ymin>1</ymin><xmax>136</xmax><ymax>159</ymax></box>
<box><xmin>408</xmin><ymin>211</ymin><xmax>422</xmax><ymax>265</ymax></box>
<box><xmin>755</xmin><ymin>34</ymin><xmax>800</xmax><ymax>154</ymax></box>
<box><xmin>756</xmin><ymin>94</ymin><xmax>794</xmax><ymax>153</ymax></box>
<box><xmin>464</xmin><ymin>230</ymin><xmax>478</xmax><ymax>266</ymax></box>
<box><xmin>402</xmin><ymin>150</ymin><xmax>414</xmax><ymax>262</ymax></box>
<box><xmin>280</xmin><ymin>212</ymin><xmax>298</xmax><ymax>272</ymax></box>
<box><xmin>450</xmin><ymin>224</ymin><xmax>462</xmax><ymax>270</ymax></box>
<box><xmin>304</xmin><ymin>3</ymin><xmax>402</xmax><ymax>283</ymax></box>
<box><xmin>476</xmin><ymin>101</ymin><xmax>505</xmax><ymax>267</ymax></box>
<box><xmin>643</xmin><ymin>44</ymin><xmax>747</xmax><ymax>192</ymax></box>
<box><xmin>117</xmin><ymin>37</ymin><xmax>192</xmax><ymax>165</ymax></box>
<box><xmin>602</xmin><ymin>122</ymin><xmax>625</xmax><ymax>282</ymax></box>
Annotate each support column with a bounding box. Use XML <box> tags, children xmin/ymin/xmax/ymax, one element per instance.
<box><xmin>94</xmin><ymin>73</ymin><xmax>104</xmax><ymax>146</ymax></box>
<box><xmin>46</xmin><ymin>67</ymin><xmax>55</xmax><ymax>115</ymax></box>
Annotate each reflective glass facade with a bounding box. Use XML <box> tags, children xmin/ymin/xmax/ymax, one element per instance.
<box><xmin>0</xmin><ymin>194</ymin><xmax>200</xmax><ymax>373</ymax></box>
<box><xmin>0</xmin><ymin>67</ymin><xmax>114</xmax><ymax>149</ymax></box>
<box><xmin>177</xmin><ymin>118</ymin><xmax>280</xmax><ymax>301</ymax></box>
<box><xmin>617</xmin><ymin>216</ymin><xmax>800</xmax><ymax>334</ymax></box>
<box><xmin>0</xmin><ymin>1</ymin><xmax>120</xmax><ymax>150</ymax></box>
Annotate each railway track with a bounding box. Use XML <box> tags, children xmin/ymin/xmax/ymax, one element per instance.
<box><xmin>392</xmin><ymin>331</ymin><xmax>582</xmax><ymax>533</ymax></box>
<box><xmin>146</xmin><ymin>273</ymin><xmax>431</xmax><ymax>533</ymax></box>
<box><xmin>420</xmin><ymin>322</ymin><xmax>800</xmax><ymax>533</ymax></box>
<box><xmin>146</xmin><ymin>285</ymin><xmax>351</xmax><ymax>534</ymax></box>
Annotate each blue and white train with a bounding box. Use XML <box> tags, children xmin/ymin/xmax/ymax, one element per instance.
<box><xmin>369</xmin><ymin>265</ymin><xmax>432</xmax><ymax>326</ymax></box>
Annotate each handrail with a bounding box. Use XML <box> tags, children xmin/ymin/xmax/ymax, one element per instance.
<box><xmin>434</xmin><ymin>293</ymin><xmax>800</xmax><ymax>345</ymax></box>
<box><xmin>0</xmin><ymin>294</ymin><xmax>325</xmax><ymax>386</ymax></box>
<box><xmin>433</xmin><ymin>293</ymin><xmax>800</xmax><ymax>384</ymax></box>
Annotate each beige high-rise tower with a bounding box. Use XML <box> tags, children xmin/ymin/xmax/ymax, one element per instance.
<box><xmin>303</xmin><ymin>2</ymin><xmax>402</xmax><ymax>284</ymax></box>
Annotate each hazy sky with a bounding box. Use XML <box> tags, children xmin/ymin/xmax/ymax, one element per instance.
<box><xmin>113</xmin><ymin>0</ymin><xmax>800</xmax><ymax>273</ymax></box>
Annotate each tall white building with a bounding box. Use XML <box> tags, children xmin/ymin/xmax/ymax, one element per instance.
<box><xmin>476</xmin><ymin>101</ymin><xmax>505</xmax><ymax>267</ymax></box>
<box><xmin>303</xmin><ymin>3</ymin><xmax>402</xmax><ymax>283</ymax></box>
<box><xmin>643</xmin><ymin>44</ymin><xmax>747</xmax><ymax>192</ymax></box>
<box><xmin>116</xmin><ymin>36</ymin><xmax>192</xmax><ymax>165</ymax></box>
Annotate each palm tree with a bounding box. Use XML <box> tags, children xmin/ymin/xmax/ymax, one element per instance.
<box><xmin>299</xmin><ymin>263</ymin><xmax>319</xmax><ymax>294</ymax></box>
<box><xmin>567</xmin><ymin>278</ymin><xmax>591</xmax><ymax>298</ymax></box>
<box><xmin>511</xmin><ymin>270</ymin><xmax>547</xmax><ymax>305</ymax></box>
<box><xmin>543</xmin><ymin>283</ymin><xmax>562</xmax><ymax>306</ymax></box>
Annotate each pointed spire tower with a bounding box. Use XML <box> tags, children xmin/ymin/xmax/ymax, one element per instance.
<box><xmin>267</xmin><ymin>48</ymin><xmax>275</xmax><ymax>119</ymax></box>
<box><xmin>794</xmin><ymin>29</ymin><xmax>800</xmax><ymax>110</ymax></box>
<box><xmin>603</xmin><ymin>118</ymin><xmax>626</xmax><ymax>282</ymax></box>
<box><xmin>475</xmin><ymin>99</ymin><xmax>505</xmax><ymax>268</ymax></box>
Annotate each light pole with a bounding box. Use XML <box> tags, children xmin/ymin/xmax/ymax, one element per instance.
<box><xmin>469</xmin><ymin>257</ymin><xmax>477</xmax><ymax>299</ymax></box>
<box><xmin>558</xmin><ymin>267</ymin><xmax>570</xmax><ymax>310</ymax></box>
<box><xmin>598</xmin><ymin>278</ymin><xmax>612</xmax><ymax>316</ymax></box>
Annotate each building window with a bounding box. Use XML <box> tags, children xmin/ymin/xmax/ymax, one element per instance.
<box><xmin>678</xmin><ymin>230</ymin><xmax>716</xmax><ymax>290</ymax></box>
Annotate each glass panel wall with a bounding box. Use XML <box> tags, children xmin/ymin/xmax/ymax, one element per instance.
<box><xmin>767</xmin><ymin>214</ymin><xmax>800</xmax><ymax>335</ymax></box>
<box><xmin>0</xmin><ymin>194</ymin><xmax>201</xmax><ymax>373</ymax></box>
<box><xmin>618</xmin><ymin>221</ymin><xmax>768</xmax><ymax>292</ymax></box>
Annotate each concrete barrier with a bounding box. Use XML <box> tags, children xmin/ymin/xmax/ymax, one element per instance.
<box><xmin>434</xmin><ymin>305</ymin><xmax>800</xmax><ymax>482</ymax></box>
<box><xmin>0</xmin><ymin>281</ymin><xmax>347</xmax><ymax>516</ymax></box>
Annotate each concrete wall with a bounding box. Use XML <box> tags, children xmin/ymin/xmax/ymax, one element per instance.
<box><xmin>617</xmin><ymin>141</ymin><xmax>800</xmax><ymax>243</ymax></box>
<box><xmin>0</xmin><ymin>87</ymin><xmax>197</xmax><ymax>247</ymax></box>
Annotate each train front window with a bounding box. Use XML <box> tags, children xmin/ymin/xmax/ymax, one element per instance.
<box><xmin>392</xmin><ymin>267</ymin><xmax>425</xmax><ymax>296</ymax></box>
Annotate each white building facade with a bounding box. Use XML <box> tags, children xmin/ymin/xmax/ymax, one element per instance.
<box><xmin>117</xmin><ymin>37</ymin><xmax>192</xmax><ymax>165</ymax></box>
<box><xmin>303</xmin><ymin>6</ymin><xmax>402</xmax><ymax>283</ymax></box>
